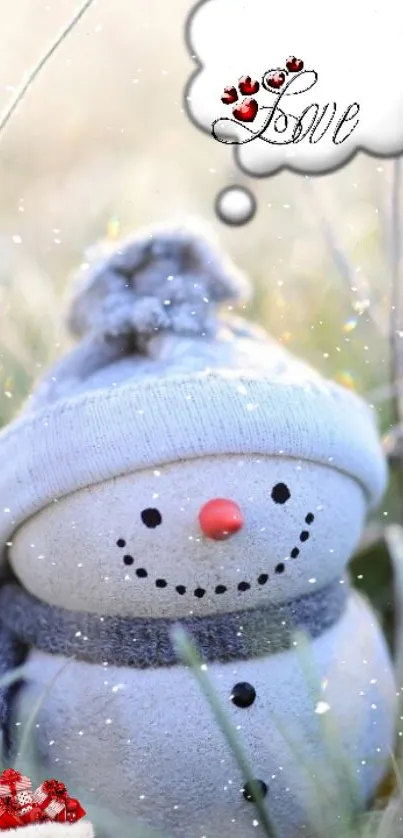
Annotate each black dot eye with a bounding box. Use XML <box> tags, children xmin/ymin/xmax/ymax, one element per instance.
<box><xmin>141</xmin><ymin>508</ymin><xmax>162</xmax><ymax>528</ymax></box>
<box><xmin>271</xmin><ymin>483</ymin><xmax>291</xmax><ymax>504</ymax></box>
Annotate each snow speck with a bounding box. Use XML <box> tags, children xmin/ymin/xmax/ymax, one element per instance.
<box><xmin>315</xmin><ymin>701</ymin><xmax>330</xmax><ymax>715</ymax></box>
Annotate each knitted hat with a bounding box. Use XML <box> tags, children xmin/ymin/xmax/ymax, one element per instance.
<box><xmin>0</xmin><ymin>224</ymin><xmax>387</xmax><ymax>564</ymax></box>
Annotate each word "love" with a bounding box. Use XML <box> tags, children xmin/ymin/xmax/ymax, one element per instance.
<box><xmin>212</xmin><ymin>69</ymin><xmax>360</xmax><ymax>147</ymax></box>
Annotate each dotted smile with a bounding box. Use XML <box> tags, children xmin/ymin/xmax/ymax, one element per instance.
<box><xmin>116</xmin><ymin>485</ymin><xmax>315</xmax><ymax>600</ymax></box>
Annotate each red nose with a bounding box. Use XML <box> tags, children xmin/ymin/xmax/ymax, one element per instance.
<box><xmin>199</xmin><ymin>498</ymin><xmax>244</xmax><ymax>540</ymax></box>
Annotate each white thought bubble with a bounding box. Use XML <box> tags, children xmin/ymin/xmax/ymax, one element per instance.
<box><xmin>185</xmin><ymin>0</ymin><xmax>403</xmax><ymax>178</ymax></box>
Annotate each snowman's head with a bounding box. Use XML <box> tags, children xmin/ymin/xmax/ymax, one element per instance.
<box><xmin>8</xmin><ymin>454</ymin><xmax>367</xmax><ymax>618</ymax></box>
<box><xmin>0</xmin><ymin>224</ymin><xmax>387</xmax><ymax>619</ymax></box>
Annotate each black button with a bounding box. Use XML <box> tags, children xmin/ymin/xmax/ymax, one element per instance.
<box><xmin>231</xmin><ymin>682</ymin><xmax>256</xmax><ymax>708</ymax></box>
<box><xmin>242</xmin><ymin>779</ymin><xmax>268</xmax><ymax>802</ymax></box>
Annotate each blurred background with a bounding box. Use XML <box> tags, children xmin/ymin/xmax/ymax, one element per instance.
<box><xmin>0</xmin><ymin>0</ymin><xmax>400</xmax><ymax>641</ymax></box>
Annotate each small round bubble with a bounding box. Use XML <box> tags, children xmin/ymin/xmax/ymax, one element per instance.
<box><xmin>215</xmin><ymin>186</ymin><xmax>256</xmax><ymax>226</ymax></box>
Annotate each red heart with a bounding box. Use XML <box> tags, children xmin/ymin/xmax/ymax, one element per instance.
<box><xmin>232</xmin><ymin>97</ymin><xmax>258</xmax><ymax>122</ymax></box>
<box><xmin>265</xmin><ymin>70</ymin><xmax>287</xmax><ymax>90</ymax></box>
<box><xmin>221</xmin><ymin>86</ymin><xmax>238</xmax><ymax>105</ymax></box>
<box><xmin>286</xmin><ymin>56</ymin><xmax>304</xmax><ymax>73</ymax></box>
<box><xmin>238</xmin><ymin>75</ymin><xmax>260</xmax><ymax>95</ymax></box>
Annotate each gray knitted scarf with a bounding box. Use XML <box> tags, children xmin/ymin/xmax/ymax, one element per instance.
<box><xmin>0</xmin><ymin>579</ymin><xmax>347</xmax><ymax>670</ymax></box>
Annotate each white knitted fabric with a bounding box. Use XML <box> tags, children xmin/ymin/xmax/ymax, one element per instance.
<box><xmin>0</xmin><ymin>224</ymin><xmax>387</xmax><ymax>559</ymax></box>
<box><xmin>10</xmin><ymin>823</ymin><xmax>94</xmax><ymax>837</ymax></box>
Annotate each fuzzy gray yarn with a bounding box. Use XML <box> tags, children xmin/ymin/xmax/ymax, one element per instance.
<box><xmin>67</xmin><ymin>225</ymin><xmax>251</xmax><ymax>343</ymax></box>
<box><xmin>0</xmin><ymin>621</ymin><xmax>27</xmax><ymax>751</ymax></box>
<box><xmin>26</xmin><ymin>225</ymin><xmax>268</xmax><ymax>411</ymax></box>
<box><xmin>0</xmin><ymin>580</ymin><xmax>347</xmax><ymax>669</ymax></box>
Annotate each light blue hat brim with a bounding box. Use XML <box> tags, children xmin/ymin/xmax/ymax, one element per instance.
<box><xmin>0</xmin><ymin>370</ymin><xmax>387</xmax><ymax>565</ymax></box>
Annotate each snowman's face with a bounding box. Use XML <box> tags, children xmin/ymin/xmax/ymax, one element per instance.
<box><xmin>9</xmin><ymin>455</ymin><xmax>367</xmax><ymax>619</ymax></box>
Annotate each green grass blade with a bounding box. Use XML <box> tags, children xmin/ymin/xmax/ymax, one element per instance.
<box><xmin>172</xmin><ymin>626</ymin><xmax>279</xmax><ymax>838</ymax></box>
<box><xmin>291</xmin><ymin>630</ymin><xmax>362</xmax><ymax>832</ymax></box>
<box><xmin>13</xmin><ymin>658</ymin><xmax>73</xmax><ymax>770</ymax></box>
<box><xmin>0</xmin><ymin>665</ymin><xmax>28</xmax><ymax>689</ymax></box>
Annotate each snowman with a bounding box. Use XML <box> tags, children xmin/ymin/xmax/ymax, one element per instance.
<box><xmin>0</xmin><ymin>225</ymin><xmax>396</xmax><ymax>838</ymax></box>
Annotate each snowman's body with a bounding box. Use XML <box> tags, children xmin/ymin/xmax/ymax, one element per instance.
<box><xmin>6</xmin><ymin>455</ymin><xmax>397</xmax><ymax>838</ymax></box>
<box><xmin>13</xmin><ymin>594</ymin><xmax>394</xmax><ymax>838</ymax></box>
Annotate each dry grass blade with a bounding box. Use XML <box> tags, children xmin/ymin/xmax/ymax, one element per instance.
<box><xmin>384</xmin><ymin>525</ymin><xmax>403</xmax><ymax>715</ymax></box>
<box><xmin>301</xmin><ymin>177</ymin><xmax>387</xmax><ymax>336</ymax></box>
<box><xmin>0</xmin><ymin>0</ymin><xmax>97</xmax><ymax>139</ymax></box>
<box><xmin>365</xmin><ymin>380</ymin><xmax>403</xmax><ymax>405</ymax></box>
<box><xmin>389</xmin><ymin>158</ymin><xmax>403</xmax><ymax>415</ymax></box>
<box><xmin>386</xmin><ymin>158</ymin><xmax>403</xmax><ymax>482</ymax></box>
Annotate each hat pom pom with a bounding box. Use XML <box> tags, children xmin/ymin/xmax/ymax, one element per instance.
<box><xmin>66</xmin><ymin>225</ymin><xmax>250</xmax><ymax>343</ymax></box>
